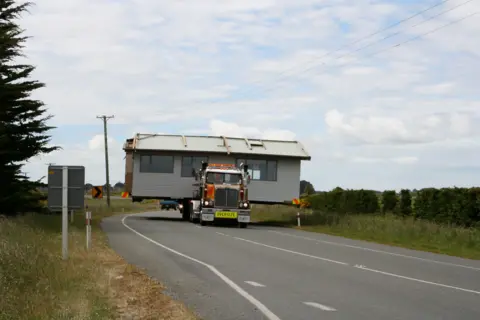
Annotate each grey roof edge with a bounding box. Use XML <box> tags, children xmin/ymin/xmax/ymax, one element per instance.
<box><xmin>123</xmin><ymin>133</ymin><xmax>311</xmax><ymax>160</ymax></box>
<box><xmin>133</xmin><ymin>132</ymin><xmax>305</xmax><ymax>144</ymax></box>
<box><xmin>125</xmin><ymin>148</ymin><xmax>311</xmax><ymax>160</ymax></box>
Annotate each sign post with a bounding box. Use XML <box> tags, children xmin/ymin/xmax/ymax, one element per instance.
<box><xmin>47</xmin><ymin>165</ymin><xmax>85</xmax><ymax>260</ymax></box>
<box><xmin>62</xmin><ymin>166</ymin><xmax>69</xmax><ymax>260</ymax></box>
<box><xmin>85</xmin><ymin>211</ymin><xmax>92</xmax><ymax>250</ymax></box>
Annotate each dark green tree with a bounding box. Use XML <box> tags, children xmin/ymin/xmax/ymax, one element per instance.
<box><xmin>0</xmin><ymin>1</ymin><xmax>59</xmax><ymax>215</ymax></box>
<box><xmin>399</xmin><ymin>189</ymin><xmax>412</xmax><ymax>216</ymax></box>
<box><xmin>381</xmin><ymin>190</ymin><xmax>398</xmax><ymax>213</ymax></box>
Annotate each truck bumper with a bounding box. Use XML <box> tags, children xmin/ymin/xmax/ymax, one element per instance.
<box><xmin>201</xmin><ymin>208</ymin><xmax>251</xmax><ymax>223</ymax></box>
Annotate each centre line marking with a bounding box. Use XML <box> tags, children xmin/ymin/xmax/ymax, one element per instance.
<box><xmin>303</xmin><ymin>302</ymin><xmax>336</xmax><ymax>311</ymax></box>
<box><xmin>268</xmin><ymin>230</ymin><xmax>480</xmax><ymax>271</ymax></box>
<box><xmin>231</xmin><ymin>236</ymin><xmax>348</xmax><ymax>265</ymax></box>
<box><xmin>245</xmin><ymin>281</ymin><xmax>266</xmax><ymax>287</ymax></box>
<box><xmin>122</xmin><ymin>215</ymin><xmax>281</xmax><ymax>320</ymax></box>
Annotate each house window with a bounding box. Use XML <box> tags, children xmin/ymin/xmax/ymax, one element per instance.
<box><xmin>236</xmin><ymin>159</ymin><xmax>277</xmax><ymax>181</ymax></box>
<box><xmin>139</xmin><ymin>155</ymin><xmax>174</xmax><ymax>173</ymax></box>
<box><xmin>181</xmin><ymin>156</ymin><xmax>208</xmax><ymax>177</ymax></box>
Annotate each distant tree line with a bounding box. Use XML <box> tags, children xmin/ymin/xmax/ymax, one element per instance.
<box><xmin>305</xmin><ymin>187</ymin><xmax>480</xmax><ymax>227</ymax></box>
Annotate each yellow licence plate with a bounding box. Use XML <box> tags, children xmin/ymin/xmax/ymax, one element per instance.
<box><xmin>215</xmin><ymin>211</ymin><xmax>238</xmax><ymax>218</ymax></box>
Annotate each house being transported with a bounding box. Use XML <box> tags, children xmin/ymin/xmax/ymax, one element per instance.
<box><xmin>123</xmin><ymin>133</ymin><xmax>311</xmax><ymax>208</ymax></box>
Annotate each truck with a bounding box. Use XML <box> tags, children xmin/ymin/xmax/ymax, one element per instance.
<box><xmin>191</xmin><ymin>162</ymin><xmax>251</xmax><ymax>228</ymax></box>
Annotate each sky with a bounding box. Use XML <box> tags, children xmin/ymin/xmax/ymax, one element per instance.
<box><xmin>16</xmin><ymin>0</ymin><xmax>480</xmax><ymax>191</ymax></box>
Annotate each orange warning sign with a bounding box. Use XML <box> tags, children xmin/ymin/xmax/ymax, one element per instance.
<box><xmin>121</xmin><ymin>192</ymin><xmax>129</xmax><ymax>198</ymax></box>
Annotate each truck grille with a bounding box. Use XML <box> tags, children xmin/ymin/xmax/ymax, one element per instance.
<box><xmin>214</xmin><ymin>188</ymin><xmax>239</xmax><ymax>208</ymax></box>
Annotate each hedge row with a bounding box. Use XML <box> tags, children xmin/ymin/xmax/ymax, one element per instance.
<box><xmin>305</xmin><ymin>187</ymin><xmax>480</xmax><ymax>227</ymax></box>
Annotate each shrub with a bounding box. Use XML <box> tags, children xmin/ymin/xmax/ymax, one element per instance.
<box><xmin>399</xmin><ymin>189</ymin><xmax>412</xmax><ymax>216</ymax></box>
<box><xmin>381</xmin><ymin>190</ymin><xmax>398</xmax><ymax>213</ymax></box>
<box><xmin>308</xmin><ymin>187</ymin><xmax>379</xmax><ymax>214</ymax></box>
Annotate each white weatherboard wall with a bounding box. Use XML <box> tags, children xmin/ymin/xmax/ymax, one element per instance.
<box><xmin>131</xmin><ymin>153</ymin><xmax>301</xmax><ymax>203</ymax></box>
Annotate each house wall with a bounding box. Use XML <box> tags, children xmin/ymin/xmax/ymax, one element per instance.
<box><xmin>130</xmin><ymin>151</ymin><xmax>301</xmax><ymax>203</ymax></box>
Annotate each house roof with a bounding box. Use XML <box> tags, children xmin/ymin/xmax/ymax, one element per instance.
<box><xmin>123</xmin><ymin>133</ymin><xmax>311</xmax><ymax>160</ymax></box>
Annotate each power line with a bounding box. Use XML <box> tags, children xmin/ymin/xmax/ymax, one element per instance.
<box><xmin>156</xmin><ymin>0</ymin><xmax>469</xmax><ymax>113</ymax></box>
<box><xmin>247</xmin><ymin>0</ymin><xmax>456</xmax><ymax>87</ymax></box>
<box><xmin>242</xmin><ymin>3</ymin><xmax>477</xmax><ymax>97</ymax></box>
<box><xmin>252</xmin><ymin>11</ymin><xmax>478</xmax><ymax>96</ymax></box>
<box><xmin>201</xmin><ymin>0</ymin><xmax>459</xmax><ymax>104</ymax></box>
<box><xmin>248</xmin><ymin>11</ymin><xmax>478</xmax><ymax>97</ymax></box>
<box><xmin>231</xmin><ymin>0</ymin><xmax>475</xmax><ymax>100</ymax></box>
<box><xmin>96</xmin><ymin>115</ymin><xmax>114</xmax><ymax>207</ymax></box>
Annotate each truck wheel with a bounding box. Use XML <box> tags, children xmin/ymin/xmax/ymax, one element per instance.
<box><xmin>239</xmin><ymin>223</ymin><xmax>247</xmax><ymax>228</ymax></box>
<box><xmin>200</xmin><ymin>220</ymin><xmax>206</xmax><ymax>226</ymax></box>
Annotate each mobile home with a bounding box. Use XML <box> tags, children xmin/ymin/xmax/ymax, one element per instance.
<box><xmin>123</xmin><ymin>133</ymin><xmax>311</xmax><ymax>204</ymax></box>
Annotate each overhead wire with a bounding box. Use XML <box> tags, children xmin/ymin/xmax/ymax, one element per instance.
<box><xmin>227</xmin><ymin>0</ymin><xmax>476</xmax><ymax>99</ymax></box>
<box><xmin>245</xmin><ymin>0</ymin><xmax>456</xmax><ymax>88</ymax></box>
<box><xmin>155</xmin><ymin>0</ymin><xmax>476</xmax><ymax>112</ymax></box>
<box><xmin>250</xmin><ymin>11</ymin><xmax>478</xmax><ymax>97</ymax></box>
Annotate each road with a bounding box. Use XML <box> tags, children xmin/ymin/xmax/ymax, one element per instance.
<box><xmin>102</xmin><ymin>211</ymin><xmax>480</xmax><ymax>320</ymax></box>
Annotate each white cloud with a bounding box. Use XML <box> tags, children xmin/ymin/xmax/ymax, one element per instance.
<box><xmin>15</xmin><ymin>0</ymin><xmax>480</xmax><ymax>190</ymax></box>
<box><xmin>209</xmin><ymin>120</ymin><xmax>297</xmax><ymax>140</ymax></box>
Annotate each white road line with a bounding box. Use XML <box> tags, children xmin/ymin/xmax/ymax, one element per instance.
<box><xmin>195</xmin><ymin>225</ymin><xmax>202</xmax><ymax>228</ymax></box>
<box><xmin>303</xmin><ymin>302</ymin><xmax>336</xmax><ymax>311</ymax></box>
<box><xmin>216</xmin><ymin>232</ymin><xmax>227</xmax><ymax>236</ymax></box>
<box><xmin>268</xmin><ymin>230</ymin><xmax>480</xmax><ymax>271</ymax></box>
<box><xmin>245</xmin><ymin>281</ymin><xmax>266</xmax><ymax>287</ymax></box>
<box><xmin>354</xmin><ymin>265</ymin><xmax>480</xmax><ymax>295</ymax></box>
<box><xmin>226</xmin><ymin>234</ymin><xmax>480</xmax><ymax>295</ymax></box>
<box><xmin>231</xmin><ymin>236</ymin><xmax>348</xmax><ymax>266</ymax></box>
<box><xmin>121</xmin><ymin>215</ymin><xmax>281</xmax><ymax>320</ymax></box>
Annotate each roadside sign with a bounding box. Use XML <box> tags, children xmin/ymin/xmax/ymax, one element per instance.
<box><xmin>92</xmin><ymin>186</ymin><xmax>103</xmax><ymax>199</ymax></box>
<box><xmin>47</xmin><ymin>165</ymin><xmax>85</xmax><ymax>260</ymax></box>
<box><xmin>292</xmin><ymin>198</ymin><xmax>300</xmax><ymax>205</ymax></box>
<box><xmin>121</xmin><ymin>191</ymin><xmax>129</xmax><ymax>198</ymax></box>
<box><xmin>47</xmin><ymin>165</ymin><xmax>85</xmax><ymax>212</ymax></box>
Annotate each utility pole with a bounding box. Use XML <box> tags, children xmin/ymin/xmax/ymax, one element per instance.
<box><xmin>96</xmin><ymin>115</ymin><xmax>114</xmax><ymax>207</ymax></box>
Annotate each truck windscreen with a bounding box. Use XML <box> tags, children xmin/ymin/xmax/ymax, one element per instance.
<box><xmin>206</xmin><ymin>172</ymin><xmax>242</xmax><ymax>184</ymax></box>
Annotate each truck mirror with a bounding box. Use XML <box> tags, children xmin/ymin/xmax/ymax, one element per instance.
<box><xmin>202</xmin><ymin>162</ymin><xmax>208</xmax><ymax>170</ymax></box>
<box><xmin>244</xmin><ymin>165</ymin><xmax>248</xmax><ymax>173</ymax></box>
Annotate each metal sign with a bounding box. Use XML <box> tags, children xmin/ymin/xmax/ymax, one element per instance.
<box><xmin>47</xmin><ymin>165</ymin><xmax>85</xmax><ymax>212</ymax></box>
<box><xmin>92</xmin><ymin>186</ymin><xmax>103</xmax><ymax>199</ymax></box>
<box><xmin>47</xmin><ymin>165</ymin><xmax>85</xmax><ymax>260</ymax></box>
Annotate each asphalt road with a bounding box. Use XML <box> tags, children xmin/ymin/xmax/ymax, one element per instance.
<box><xmin>102</xmin><ymin>211</ymin><xmax>480</xmax><ymax>320</ymax></box>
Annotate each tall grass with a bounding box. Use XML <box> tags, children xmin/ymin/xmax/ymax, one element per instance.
<box><xmin>251</xmin><ymin>205</ymin><xmax>480</xmax><ymax>260</ymax></box>
<box><xmin>0</xmin><ymin>199</ymin><xmax>195</xmax><ymax>320</ymax></box>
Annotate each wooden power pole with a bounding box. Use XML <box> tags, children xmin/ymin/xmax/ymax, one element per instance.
<box><xmin>96</xmin><ymin>115</ymin><xmax>114</xmax><ymax>207</ymax></box>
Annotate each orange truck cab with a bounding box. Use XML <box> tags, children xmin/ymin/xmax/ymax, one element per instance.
<box><xmin>192</xmin><ymin>163</ymin><xmax>250</xmax><ymax>228</ymax></box>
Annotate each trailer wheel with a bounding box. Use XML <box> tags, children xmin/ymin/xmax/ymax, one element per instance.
<box><xmin>239</xmin><ymin>223</ymin><xmax>248</xmax><ymax>229</ymax></box>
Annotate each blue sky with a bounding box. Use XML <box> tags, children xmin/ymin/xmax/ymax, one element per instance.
<box><xmin>18</xmin><ymin>0</ymin><xmax>480</xmax><ymax>191</ymax></box>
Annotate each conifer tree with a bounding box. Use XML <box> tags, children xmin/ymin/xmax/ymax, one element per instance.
<box><xmin>0</xmin><ymin>1</ymin><xmax>59</xmax><ymax>215</ymax></box>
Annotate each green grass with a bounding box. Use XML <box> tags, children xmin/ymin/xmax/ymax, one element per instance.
<box><xmin>0</xmin><ymin>198</ymin><xmax>194</xmax><ymax>320</ymax></box>
<box><xmin>251</xmin><ymin>205</ymin><xmax>480</xmax><ymax>260</ymax></box>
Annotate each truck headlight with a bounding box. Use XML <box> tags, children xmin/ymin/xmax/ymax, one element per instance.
<box><xmin>243</xmin><ymin>202</ymin><xmax>248</xmax><ymax>208</ymax></box>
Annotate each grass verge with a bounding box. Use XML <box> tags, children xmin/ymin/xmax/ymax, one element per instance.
<box><xmin>251</xmin><ymin>205</ymin><xmax>480</xmax><ymax>260</ymax></box>
<box><xmin>0</xmin><ymin>198</ymin><xmax>196</xmax><ymax>320</ymax></box>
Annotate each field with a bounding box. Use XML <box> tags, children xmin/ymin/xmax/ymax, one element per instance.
<box><xmin>0</xmin><ymin>198</ymin><xmax>196</xmax><ymax>320</ymax></box>
<box><xmin>250</xmin><ymin>204</ymin><xmax>480</xmax><ymax>260</ymax></box>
